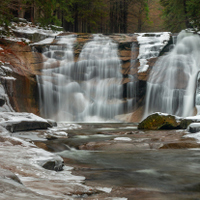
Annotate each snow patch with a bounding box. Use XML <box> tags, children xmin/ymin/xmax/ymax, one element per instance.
<box><xmin>136</xmin><ymin>32</ymin><xmax>170</xmax><ymax>73</ymax></box>
<box><xmin>32</xmin><ymin>37</ymin><xmax>54</xmax><ymax>45</ymax></box>
<box><xmin>114</xmin><ymin>137</ymin><xmax>132</xmax><ymax>141</ymax></box>
<box><xmin>96</xmin><ymin>187</ymin><xmax>112</xmax><ymax>193</ymax></box>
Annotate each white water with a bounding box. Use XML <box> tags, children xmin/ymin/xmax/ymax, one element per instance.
<box><xmin>144</xmin><ymin>31</ymin><xmax>200</xmax><ymax>118</ymax></box>
<box><xmin>37</xmin><ymin>34</ymin><xmax>123</xmax><ymax>122</ymax></box>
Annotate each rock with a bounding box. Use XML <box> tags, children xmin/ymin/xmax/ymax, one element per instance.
<box><xmin>160</xmin><ymin>142</ymin><xmax>200</xmax><ymax>149</ymax></box>
<box><xmin>138</xmin><ymin>112</ymin><xmax>200</xmax><ymax>130</ymax></box>
<box><xmin>46</xmin><ymin>119</ymin><xmax>57</xmax><ymax>127</ymax></box>
<box><xmin>138</xmin><ymin>113</ymin><xmax>181</xmax><ymax>130</ymax></box>
<box><xmin>187</xmin><ymin>123</ymin><xmax>200</xmax><ymax>133</ymax></box>
<box><xmin>42</xmin><ymin>160</ymin><xmax>64</xmax><ymax>171</ymax></box>
<box><xmin>0</xmin><ymin>112</ymin><xmax>51</xmax><ymax>132</ymax></box>
<box><xmin>0</xmin><ymin>97</ymin><xmax>5</xmax><ymax>107</ymax></box>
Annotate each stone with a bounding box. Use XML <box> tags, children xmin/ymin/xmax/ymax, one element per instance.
<box><xmin>187</xmin><ymin>123</ymin><xmax>200</xmax><ymax>133</ymax></box>
<box><xmin>138</xmin><ymin>112</ymin><xmax>199</xmax><ymax>130</ymax></box>
<box><xmin>0</xmin><ymin>112</ymin><xmax>51</xmax><ymax>132</ymax></box>
<box><xmin>0</xmin><ymin>98</ymin><xmax>5</xmax><ymax>107</ymax></box>
<box><xmin>42</xmin><ymin>160</ymin><xmax>64</xmax><ymax>171</ymax></box>
<box><xmin>138</xmin><ymin>113</ymin><xmax>180</xmax><ymax>130</ymax></box>
<box><xmin>160</xmin><ymin>142</ymin><xmax>200</xmax><ymax>149</ymax></box>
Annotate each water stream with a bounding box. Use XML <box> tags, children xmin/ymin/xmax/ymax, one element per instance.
<box><xmin>37</xmin><ymin>34</ymin><xmax>123</xmax><ymax>122</ymax></box>
<box><xmin>144</xmin><ymin>31</ymin><xmax>200</xmax><ymax>118</ymax></box>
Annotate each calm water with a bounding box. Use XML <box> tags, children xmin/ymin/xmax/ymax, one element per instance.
<box><xmin>32</xmin><ymin>123</ymin><xmax>200</xmax><ymax>199</ymax></box>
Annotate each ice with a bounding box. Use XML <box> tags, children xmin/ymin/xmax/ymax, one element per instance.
<box><xmin>0</xmin><ymin>135</ymin><xmax>94</xmax><ymax>199</ymax></box>
<box><xmin>0</xmin><ymin>85</ymin><xmax>14</xmax><ymax>112</ymax></box>
<box><xmin>136</xmin><ymin>32</ymin><xmax>170</xmax><ymax>73</ymax></box>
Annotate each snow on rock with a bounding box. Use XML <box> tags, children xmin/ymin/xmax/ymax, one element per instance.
<box><xmin>114</xmin><ymin>137</ymin><xmax>132</xmax><ymax>141</ymax></box>
<box><xmin>12</xmin><ymin>22</ymin><xmax>63</xmax><ymax>37</ymax></box>
<box><xmin>0</xmin><ymin>112</ymin><xmax>51</xmax><ymax>132</ymax></box>
<box><xmin>32</xmin><ymin>37</ymin><xmax>55</xmax><ymax>45</ymax></box>
<box><xmin>136</xmin><ymin>32</ymin><xmax>170</xmax><ymax>73</ymax></box>
<box><xmin>0</xmin><ymin>135</ymin><xmax>93</xmax><ymax>199</ymax></box>
<box><xmin>4</xmin><ymin>36</ymin><xmax>31</xmax><ymax>44</ymax></box>
<box><xmin>187</xmin><ymin>123</ymin><xmax>200</xmax><ymax>133</ymax></box>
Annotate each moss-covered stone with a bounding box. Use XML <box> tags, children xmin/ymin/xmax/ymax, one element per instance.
<box><xmin>138</xmin><ymin>113</ymin><xmax>181</xmax><ymax>130</ymax></box>
<box><xmin>138</xmin><ymin>113</ymin><xmax>198</xmax><ymax>130</ymax></box>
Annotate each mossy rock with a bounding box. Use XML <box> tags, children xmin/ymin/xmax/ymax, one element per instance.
<box><xmin>138</xmin><ymin>113</ymin><xmax>181</xmax><ymax>130</ymax></box>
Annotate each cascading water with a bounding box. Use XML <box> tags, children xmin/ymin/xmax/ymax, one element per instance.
<box><xmin>144</xmin><ymin>30</ymin><xmax>200</xmax><ymax>118</ymax></box>
<box><xmin>126</xmin><ymin>43</ymin><xmax>138</xmax><ymax>112</ymax></box>
<box><xmin>37</xmin><ymin>34</ymin><xmax>123</xmax><ymax>122</ymax></box>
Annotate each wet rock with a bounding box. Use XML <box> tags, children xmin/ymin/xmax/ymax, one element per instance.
<box><xmin>160</xmin><ymin>142</ymin><xmax>200</xmax><ymax>149</ymax></box>
<box><xmin>138</xmin><ymin>113</ymin><xmax>181</xmax><ymax>130</ymax></box>
<box><xmin>42</xmin><ymin>160</ymin><xmax>64</xmax><ymax>171</ymax></box>
<box><xmin>0</xmin><ymin>97</ymin><xmax>5</xmax><ymax>107</ymax></box>
<box><xmin>0</xmin><ymin>38</ymin><xmax>42</xmax><ymax>114</ymax></box>
<box><xmin>179</xmin><ymin>119</ymin><xmax>194</xmax><ymax>129</ymax></box>
<box><xmin>138</xmin><ymin>112</ymin><xmax>199</xmax><ymax>130</ymax></box>
<box><xmin>187</xmin><ymin>123</ymin><xmax>200</xmax><ymax>133</ymax></box>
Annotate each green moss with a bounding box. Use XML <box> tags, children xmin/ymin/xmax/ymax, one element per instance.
<box><xmin>138</xmin><ymin>113</ymin><xmax>180</xmax><ymax>130</ymax></box>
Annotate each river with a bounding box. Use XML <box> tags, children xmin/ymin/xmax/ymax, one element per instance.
<box><xmin>17</xmin><ymin>123</ymin><xmax>200</xmax><ymax>200</ymax></box>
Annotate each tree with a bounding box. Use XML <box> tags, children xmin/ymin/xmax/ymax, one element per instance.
<box><xmin>63</xmin><ymin>0</ymin><xmax>107</xmax><ymax>33</ymax></box>
<box><xmin>159</xmin><ymin>0</ymin><xmax>192</xmax><ymax>32</ymax></box>
<box><xmin>186</xmin><ymin>0</ymin><xmax>200</xmax><ymax>30</ymax></box>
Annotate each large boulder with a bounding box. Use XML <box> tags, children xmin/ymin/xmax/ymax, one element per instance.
<box><xmin>138</xmin><ymin>112</ymin><xmax>196</xmax><ymax>130</ymax></box>
<box><xmin>138</xmin><ymin>113</ymin><xmax>180</xmax><ymax>130</ymax></box>
<box><xmin>0</xmin><ymin>112</ymin><xmax>52</xmax><ymax>132</ymax></box>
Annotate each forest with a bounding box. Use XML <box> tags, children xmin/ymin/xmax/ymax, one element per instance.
<box><xmin>0</xmin><ymin>0</ymin><xmax>200</xmax><ymax>33</ymax></box>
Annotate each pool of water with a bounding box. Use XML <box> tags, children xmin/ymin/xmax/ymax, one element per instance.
<box><xmin>32</xmin><ymin>123</ymin><xmax>200</xmax><ymax>199</ymax></box>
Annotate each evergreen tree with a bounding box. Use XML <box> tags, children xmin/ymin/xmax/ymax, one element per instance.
<box><xmin>159</xmin><ymin>0</ymin><xmax>197</xmax><ymax>32</ymax></box>
<box><xmin>186</xmin><ymin>0</ymin><xmax>200</xmax><ymax>30</ymax></box>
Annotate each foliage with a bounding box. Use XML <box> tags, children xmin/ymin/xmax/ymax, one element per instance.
<box><xmin>160</xmin><ymin>0</ymin><xmax>200</xmax><ymax>32</ymax></box>
<box><xmin>0</xmin><ymin>0</ymin><xmax>153</xmax><ymax>33</ymax></box>
<box><xmin>186</xmin><ymin>0</ymin><xmax>200</xmax><ymax>30</ymax></box>
<box><xmin>159</xmin><ymin>0</ymin><xmax>188</xmax><ymax>32</ymax></box>
<box><xmin>34</xmin><ymin>0</ymin><xmax>74</xmax><ymax>26</ymax></box>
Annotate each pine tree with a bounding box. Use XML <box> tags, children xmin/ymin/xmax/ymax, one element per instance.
<box><xmin>160</xmin><ymin>0</ymin><xmax>194</xmax><ymax>32</ymax></box>
<box><xmin>186</xmin><ymin>0</ymin><xmax>200</xmax><ymax>30</ymax></box>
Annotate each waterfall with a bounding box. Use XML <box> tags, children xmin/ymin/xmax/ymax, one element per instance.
<box><xmin>144</xmin><ymin>31</ymin><xmax>200</xmax><ymax>118</ymax></box>
<box><xmin>126</xmin><ymin>42</ymin><xmax>138</xmax><ymax>113</ymax></box>
<box><xmin>37</xmin><ymin>34</ymin><xmax>123</xmax><ymax>122</ymax></box>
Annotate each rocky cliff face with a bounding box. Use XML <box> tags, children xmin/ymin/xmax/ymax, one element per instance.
<box><xmin>0</xmin><ymin>31</ymin><xmax>171</xmax><ymax>122</ymax></box>
<box><xmin>0</xmin><ymin>38</ymin><xmax>42</xmax><ymax>114</ymax></box>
